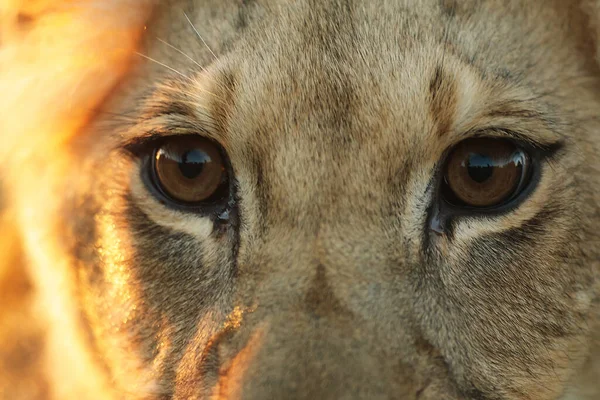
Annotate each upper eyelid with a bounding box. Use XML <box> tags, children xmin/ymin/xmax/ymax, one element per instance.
<box><xmin>117</xmin><ymin>114</ymin><xmax>223</xmax><ymax>153</ymax></box>
<box><xmin>455</xmin><ymin>126</ymin><xmax>566</xmax><ymax>158</ymax></box>
<box><xmin>477</xmin><ymin>127</ymin><xmax>562</xmax><ymax>148</ymax></box>
<box><xmin>452</xmin><ymin>80</ymin><xmax>567</xmax><ymax>150</ymax></box>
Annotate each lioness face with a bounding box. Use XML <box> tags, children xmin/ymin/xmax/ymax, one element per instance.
<box><xmin>5</xmin><ymin>0</ymin><xmax>600</xmax><ymax>399</ymax></box>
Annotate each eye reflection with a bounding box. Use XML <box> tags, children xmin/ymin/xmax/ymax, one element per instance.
<box><xmin>463</xmin><ymin>153</ymin><xmax>494</xmax><ymax>183</ymax></box>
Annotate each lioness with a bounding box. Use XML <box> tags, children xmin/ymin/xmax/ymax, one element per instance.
<box><xmin>1</xmin><ymin>0</ymin><xmax>599</xmax><ymax>399</ymax></box>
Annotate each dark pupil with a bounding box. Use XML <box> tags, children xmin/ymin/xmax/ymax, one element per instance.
<box><xmin>178</xmin><ymin>149</ymin><xmax>209</xmax><ymax>179</ymax></box>
<box><xmin>466</xmin><ymin>153</ymin><xmax>494</xmax><ymax>183</ymax></box>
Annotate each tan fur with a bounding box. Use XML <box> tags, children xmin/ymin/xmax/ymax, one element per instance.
<box><xmin>1</xmin><ymin>0</ymin><xmax>600</xmax><ymax>399</ymax></box>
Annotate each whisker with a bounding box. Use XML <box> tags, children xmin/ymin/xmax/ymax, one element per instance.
<box><xmin>183</xmin><ymin>12</ymin><xmax>218</xmax><ymax>60</ymax></box>
<box><xmin>135</xmin><ymin>52</ymin><xmax>191</xmax><ymax>80</ymax></box>
<box><xmin>156</xmin><ymin>38</ymin><xmax>207</xmax><ymax>72</ymax></box>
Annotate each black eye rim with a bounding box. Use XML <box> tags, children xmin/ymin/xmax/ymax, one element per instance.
<box><xmin>439</xmin><ymin>137</ymin><xmax>538</xmax><ymax>213</ymax></box>
<box><xmin>127</xmin><ymin>134</ymin><xmax>236</xmax><ymax>217</ymax></box>
<box><xmin>428</xmin><ymin>134</ymin><xmax>563</xmax><ymax>236</ymax></box>
<box><xmin>151</xmin><ymin>146</ymin><xmax>229</xmax><ymax>203</ymax></box>
<box><xmin>440</xmin><ymin>138</ymin><xmax>533</xmax><ymax>211</ymax></box>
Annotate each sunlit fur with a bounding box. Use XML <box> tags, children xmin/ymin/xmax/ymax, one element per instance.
<box><xmin>1</xmin><ymin>1</ymin><xmax>600</xmax><ymax>399</ymax></box>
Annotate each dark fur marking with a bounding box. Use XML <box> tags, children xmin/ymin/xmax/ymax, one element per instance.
<box><xmin>229</xmin><ymin>188</ymin><xmax>243</xmax><ymax>278</ymax></box>
<box><xmin>439</xmin><ymin>0</ymin><xmax>457</xmax><ymax>18</ymax></box>
<box><xmin>416</xmin><ymin>336</ymin><xmax>497</xmax><ymax>400</ymax></box>
<box><xmin>429</xmin><ymin>66</ymin><xmax>457</xmax><ymax>138</ymax></box>
<box><xmin>299</xmin><ymin>0</ymin><xmax>358</xmax><ymax>140</ymax></box>
<box><xmin>464</xmin><ymin>206</ymin><xmax>559</xmax><ymax>276</ymax></box>
<box><xmin>460</xmin><ymin>387</ymin><xmax>497</xmax><ymax>400</ymax></box>
<box><xmin>198</xmin><ymin>326</ymin><xmax>238</xmax><ymax>391</ymax></box>
<box><xmin>67</xmin><ymin>194</ymin><xmax>102</xmax><ymax>282</ymax></box>
<box><xmin>211</xmin><ymin>70</ymin><xmax>238</xmax><ymax>139</ymax></box>
<box><xmin>58</xmin><ymin>193</ymin><xmax>115</xmax><ymax>385</ymax></box>
<box><xmin>464</xmin><ymin>206</ymin><xmax>577</xmax><ymax>338</ymax></box>
<box><xmin>124</xmin><ymin>195</ymin><xmax>203</xmax><ymax>265</ymax></box>
<box><xmin>494</xmin><ymin>68</ymin><xmax>517</xmax><ymax>81</ymax></box>
<box><xmin>140</xmin><ymin>78</ymin><xmax>200</xmax><ymax>122</ymax></box>
<box><xmin>53</xmin><ymin>186</ymin><xmax>117</xmax><ymax>384</ymax></box>
<box><xmin>122</xmin><ymin>196</ymin><xmax>239</xmax><ymax>391</ymax></box>
<box><xmin>246</xmin><ymin>143</ymin><xmax>270</xmax><ymax>236</ymax></box>
<box><xmin>304</xmin><ymin>264</ymin><xmax>352</xmax><ymax>319</ymax></box>
<box><xmin>236</xmin><ymin>0</ymin><xmax>256</xmax><ymax>31</ymax></box>
<box><xmin>486</xmin><ymin>105</ymin><xmax>544</xmax><ymax>120</ymax></box>
<box><xmin>145</xmin><ymin>99</ymin><xmax>196</xmax><ymax>120</ymax></box>
<box><xmin>494</xmin><ymin>206</ymin><xmax>557</xmax><ymax>248</ymax></box>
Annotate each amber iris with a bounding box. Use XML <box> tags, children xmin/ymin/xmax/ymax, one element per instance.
<box><xmin>444</xmin><ymin>138</ymin><xmax>530</xmax><ymax>208</ymax></box>
<box><xmin>153</xmin><ymin>137</ymin><xmax>227</xmax><ymax>204</ymax></box>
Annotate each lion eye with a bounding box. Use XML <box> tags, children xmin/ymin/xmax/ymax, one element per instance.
<box><xmin>442</xmin><ymin>138</ymin><xmax>531</xmax><ymax>208</ymax></box>
<box><xmin>152</xmin><ymin>136</ymin><xmax>229</xmax><ymax>205</ymax></box>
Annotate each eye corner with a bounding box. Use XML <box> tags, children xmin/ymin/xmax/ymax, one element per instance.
<box><xmin>530</xmin><ymin>138</ymin><xmax>566</xmax><ymax>160</ymax></box>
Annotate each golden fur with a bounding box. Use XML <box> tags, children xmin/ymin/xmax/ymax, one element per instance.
<box><xmin>1</xmin><ymin>0</ymin><xmax>600</xmax><ymax>399</ymax></box>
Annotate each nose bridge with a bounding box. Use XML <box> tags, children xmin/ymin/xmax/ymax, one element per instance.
<box><xmin>237</xmin><ymin>194</ymin><xmax>405</xmax><ymax>331</ymax></box>
<box><xmin>211</xmin><ymin>233</ymin><xmax>418</xmax><ymax>399</ymax></box>
<box><xmin>217</xmin><ymin>172</ymin><xmax>416</xmax><ymax>397</ymax></box>
<box><xmin>240</xmin><ymin>224</ymin><xmax>386</xmax><ymax>322</ymax></box>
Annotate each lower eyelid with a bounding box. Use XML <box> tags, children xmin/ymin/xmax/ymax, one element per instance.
<box><xmin>129</xmin><ymin>165</ymin><xmax>218</xmax><ymax>237</ymax></box>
